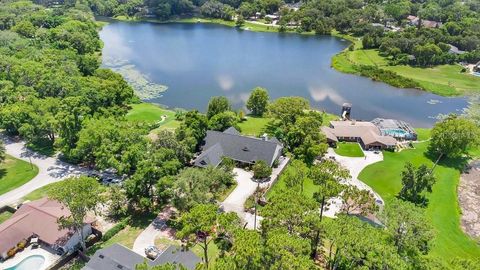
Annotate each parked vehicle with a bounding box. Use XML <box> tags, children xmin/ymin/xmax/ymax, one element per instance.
<box><xmin>145</xmin><ymin>246</ymin><xmax>160</xmax><ymax>260</ymax></box>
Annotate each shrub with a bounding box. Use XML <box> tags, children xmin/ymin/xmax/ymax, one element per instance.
<box><xmin>355</xmin><ymin>65</ymin><xmax>420</xmax><ymax>89</ymax></box>
<box><xmin>102</xmin><ymin>217</ymin><xmax>130</xmax><ymax>241</ymax></box>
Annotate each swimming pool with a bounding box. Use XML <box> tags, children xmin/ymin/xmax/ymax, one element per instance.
<box><xmin>381</xmin><ymin>128</ymin><xmax>415</xmax><ymax>139</ymax></box>
<box><xmin>5</xmin><ymin>255</ymin><xmax>45</xmax><ymax>270</ymax></box>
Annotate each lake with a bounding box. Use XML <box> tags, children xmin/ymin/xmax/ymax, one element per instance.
<box><xmin>99</xmin><ymin>21</ymin><xmax>468</xmax><ymax>127</ymax></box>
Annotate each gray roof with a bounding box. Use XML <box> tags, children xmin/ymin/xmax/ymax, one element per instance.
<box><xmin>82</xmin><ymin>244</ymin><xmax>200</xmax><ymax>270</ymax></box>
<box><xmin>194</xmin><ymin>128</ymin><xmax>283</xmax><ymax>168</ymax></box>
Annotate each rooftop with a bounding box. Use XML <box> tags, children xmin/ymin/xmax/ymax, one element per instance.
<box><xmin>83</xmin><ymin>244</ymin><xmax>201</xmax><ymax>270</ymax></box>
<box><xmin>0</xmin><ymin>198</ymin><xmax>95</xmax><ymax>255</ymax></box>
<box><xmin>325</xmin><ymin>121</ymin><xmax>396</xmax><ymax>146</ymax></box>
<box><xmin>193</xmin><ymin>127</ymin><xmax>283</xmax><ymax>168</ymax></box>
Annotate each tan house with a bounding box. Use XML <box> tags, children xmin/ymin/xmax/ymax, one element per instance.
<box><xmin>321</xmin><ymin>120</ymin><xmax>397</xmax><ymax>150</ymax></box>
<box><xmin>0</xmin><ymin>198</ymin><xmax>94</xmax><ymax>260</ymax></box>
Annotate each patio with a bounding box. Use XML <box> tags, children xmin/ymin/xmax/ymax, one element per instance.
<box><xmin>0</xmin><ymin>244</ymin><xmax>60</xmax><ymax>270</ymax></box>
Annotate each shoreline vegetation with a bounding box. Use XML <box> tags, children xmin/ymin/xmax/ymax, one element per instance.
<box><xmin>100</xmin><ymin>15</ymin><xmax>480</xmax><ymax>98</ymax></box>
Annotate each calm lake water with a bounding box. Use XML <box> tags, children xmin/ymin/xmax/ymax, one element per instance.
<box><xmin>99</xmin><ymin>21</ymin><xmax>468</xmax><ymax>127</ymax></box>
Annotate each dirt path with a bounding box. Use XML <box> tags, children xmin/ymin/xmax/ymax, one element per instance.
<box><xmin>458</xmin><ymin>160</ymin><xmax>480</xmax><ymax>239</ymax></box>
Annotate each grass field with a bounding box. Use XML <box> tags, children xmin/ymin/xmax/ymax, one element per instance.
<box><xmin>358</xmin><ymin>139</ymin><xmax>480</xmax><ymax>261</ymax></box>
<box><xmin>334</xmin><ymin>142</ymin><xmax>364</xmax><ymax>157</ymax></box>
<box><xmin>0</xmin><ymin>155</ymin><xmax>38</xmax><ymax>196</ymax></box>
<box><xmin>332</xmin><ymin>48</ymin><xmax>480</xmax><ymax>96</ymax></box>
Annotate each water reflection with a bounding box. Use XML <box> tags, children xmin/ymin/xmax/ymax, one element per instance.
<box><xmin>99</xmin><ymin>21</ymin><xmax>468</xmax><ymax>127</ymax></box>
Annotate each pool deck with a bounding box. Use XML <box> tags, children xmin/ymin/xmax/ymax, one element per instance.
<box><xmin>0</xmin><ymin>245</ymin><xmax>59</xmax><ymax>270</ymax></box>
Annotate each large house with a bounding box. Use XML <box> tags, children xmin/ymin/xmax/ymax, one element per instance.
<box><xmin>0</xmin><ymin>198</ymin><xmax>94</xmax><ymax>260</ymax></box>
<box><xmin>83</xmin><ymin>244</ymin><xmax>201</xmax><ymax>270</ymax></box>
<box><xmin>193</xmin><ymin>127</ymin><xmax>283</xmax><ymax>168</ymax></box>
<box><xmin>321</xmin><ymin>120</ymin><xmax>397</xmax><ymax>150</ymax></box>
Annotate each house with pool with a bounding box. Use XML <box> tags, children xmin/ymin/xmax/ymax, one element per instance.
<box><xmin>0</xmin><ymin>198</ymin><xmax>95</xmax><ymax>262</ymax></box>
<box><xmin>321</xmin><ymin>118</ymin><xmax>417</xmax><ymax>150</ymax></box>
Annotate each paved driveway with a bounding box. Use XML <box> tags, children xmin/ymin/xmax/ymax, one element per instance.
<box><xmin>0</xmin><ymin>135</ymin><xmax>87</xmax><ymax>207</ymax></box>
<box><xmin>221</xmin><ymin>157</ymin><xmax>289</xmax><ymax>229</ymax></box>
<box><xmin>132</xmin><ymin>206</ymin><xmax>176</xmax><ymax>256</ymax></box>
<box><xmin>322</xmin><ymin>148</ymin><xmax>384</xmax><ymax>218</ymax></box>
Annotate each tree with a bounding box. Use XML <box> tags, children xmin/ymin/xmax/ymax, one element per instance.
<box><xmin>236</xmin><ymin>14</ymin><xmax>245</xmax><ymax>27</ymax></box>
<box><xmin>172</xmin><ymin>167</ymin><xmax>234</xmax><ymax>211</ymax></box>
<box><xmin>268</xmin><ymin>97</ymin><xmax>309</xmax><ymax>126</ymax></box>
<box><xmin>340</xmin><ymin>185</ymin><xmax>378</xmax><ymax>216</ymax></box>
<box><xmin>0</xmin><ymin>140</ymin><xmax>5</xmax><ymax>164</ymax></box>
<box><xmin>325</xmin><ymin>215</ymin><xmax>406</xmax><ymax>270</ymax></box>
<box><xmin>106</xmin><ymin>185</ymin><xmax>128</xmax><ymax>218</ymax></box>
<box><xmin>279</xmin><ymin>159</ymin><xmax>309</xmax><ymax>193</ymax></box>
<box><xmin>177</xmin><ymin>204</ymin><xmax>218</xmax><ymax>268</ymax></box>
<box><xmin>380</xmin><ymin>199</ymin><xmax>434</xmax><ymax>265</ymax></box>
<box><xmin>207</xmin><ymin>96</ymin><xmax>231</xmax><ymax>119</ymax></box>
<box><xmin>398</xmin><ymin>162</ymin><xmax>436</xmax><ymax>206</ymax></box>
<box><xmin>428</xmin><ymin>115</ymin><xmax>480</xmax><ymax>162</ymax></box>
<box><xmin>413</xmin><ymin>43</ymin><xmax>443</xmax><ymax>67</ymax></box>
<box><xmin>47</xmin><ymin>176</ymin><xmax>103</xmax><ymax>251</ymax></box>
<box><xmin>208</xmin><ymin>111</ymin><xmax>240</xmax><ymax>131</ymax></box>
<box><xmin>246</xmin><ymin>87</ymin><xmax>269</xmax><ymax>116</ymax></box>
<box><xmin>252</xmin><ymin>160</ymin><xmax>272</xmax><ymax>180</ymax></box>
<box><xmin>11</xmin><ymin>20</ymin><xmax>36</xmax><ymax>38</ymax></box>
<box><xmin>310</xmin><ymin>160</ymin><xmax>349</xmax><ymax>221</ymax></box>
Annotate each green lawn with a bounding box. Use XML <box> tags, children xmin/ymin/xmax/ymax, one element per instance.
<box><xmin>126</xmin><ymin>103</ymin><xmax>181</xmax><ymax>134</ymax></box>
<box><xmin>334</xmin><ymin>142</ymin><xmax>364</xmax><ymax>157</ymax></box>
<box><xmin>0</xmin><ymin>155</ymin><xmax>38</xmax><ymax>196</ymax></box>
<box><xmin>0</xmin><ymin>211</ymin><xmax>13</xmax><ymax>224</ymax></box>
<box><xmin>358</xmin><ymin>140</ymin><xmax>480</xmax><ymax>261</ymax></box>
<box><xmin>332</xmin><ymin>48</ymin><xmax>480</xmax><ymax>96</ymax></box>
<box><xmin>21</xmin><ymin>182</ymin><xmax>56</xmax><ymax>201</ymax></box>
<box><xmin>238</xmin><ymin>116</ymin><xmax>271</xmax><ymax>136</ymax></box>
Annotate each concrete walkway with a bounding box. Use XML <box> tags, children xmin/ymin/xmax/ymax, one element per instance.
<box><xmin>132</xmin><ymin>206</ymin><xmax>176</xmax><ymax>256</ymax></box>
<box><xmin>0</xmin><ymin>135</ymin><xmax>87</xmax><ymax>207</ymax></box>
<box><xmin>322</xmin><ymin>148</ymin><xmax>384</xmax><ymax>218</ymax></box>
<box><xmin>221</xmin><ymin>157</ymin><xmax>290</xmax><ymax>229</ymax></box>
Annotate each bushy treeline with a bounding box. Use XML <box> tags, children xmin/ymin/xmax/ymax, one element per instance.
<box><xmin>0</xmin><ymin>1</ymin><xmax>136</xmax><ymax>154</ymax></box>
<box><xmin>80</xmin><ymin>0</ymin><xmax>480</xmax><ymax>67</ymax></box>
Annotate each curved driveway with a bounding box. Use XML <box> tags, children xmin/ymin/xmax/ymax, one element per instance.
<box><xmin>0</xmin><ymin>135</ymin><xmax>87</xmax><ymax>207</ymax></box>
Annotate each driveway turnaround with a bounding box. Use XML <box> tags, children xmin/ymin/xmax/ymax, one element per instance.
<box><xmin>221</xmin><ymin>157</ymin><xmax>290</xmax><ymax>229</ymax></box>
<box><xmin>132</xmin><ymin>206</ymin><xmax>176</xmax><ymax>256</ymax></box>
<box><xmin>0</xmin><ymin>135</ymin><xmax>87</xmax><ymax>207</ymax></box>
<box><xmin>322</xmin><ymin>148</ymin><xmax>384</xmax><ymax>218</ymax></box>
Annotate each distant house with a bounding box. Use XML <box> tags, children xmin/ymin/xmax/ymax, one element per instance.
<box><xmin>83</xmin><ymin>244</ymin><xmax>201</xmax><ymax>270</ymax></box>
<box><xmin>193</xmin><ymin>127</ymin><xmax>283</xmax><ymax>168</ymax></box>
<box><xmin>406</xmin><ymin>15</ymin><xmax>442</xmax><ymax>28</ymax></box>
<box><xmin>321</xmin><ymin>121</ymin><xmax>397</xmax><ymax>150</ymax></box>
<box><xmin>0</xmin><ymin>198</ymin><xmax>94</xmax><ymax>260</ymax></box>
<box><xmin>447</xmin><ymin>44</ymin><xmax>465</xmax><ymax>55</ymax></box>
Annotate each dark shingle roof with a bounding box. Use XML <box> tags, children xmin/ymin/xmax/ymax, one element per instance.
<box><xmin>193</xmin><ymin>128</ymin><xmax>283</xmax><ymax>168</ymax></box>
<box><xmin>82</xmin><ymin>244</ymin><xmax>200</xmax><ymax>270</ymax></box>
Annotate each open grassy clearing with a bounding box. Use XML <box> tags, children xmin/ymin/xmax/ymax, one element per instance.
<box><xmin>334</xmin><ymin>142</ymin><xmax>364</xmax><ymax>157</ymax></box>
<box><xmin>333</xmin><ymin>48</ymin><xmax>480</xmax><ymax>96</ymax></box>
<box><xmin>358</xmin><ymin>140</ymin><xmax>480</xmax><ymax>261</ymax></box>
<box><xmin>126</xmin><ymin>103</ymin><xmax>177</xmax><ymax>124</ymax></box>
<box><xmin>0</xmin><ymin>155</ymin><xmax>38</xmax><ymax>196</ymax></box>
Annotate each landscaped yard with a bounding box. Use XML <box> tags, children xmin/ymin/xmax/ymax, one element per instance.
<box><xmin>358</xmin><ymin>140</ymin><xmax>480</xmax><ymax>261</ymax></box>
<box><xmin>0</xmin><ymin>155</ymin><xmax>38</xmax><ymax>196</ymax></box>
<box><xmin>334</xmin><ymin>142</ymin><xmax>364</xmax><ymax>157</ymax></box>
<box><xmin>332</xmin><ymin>48</ymin><xmax>480</xmax><ymax>96</ymax></box>
<box><xmin>238</xmin><ymin>116</ymin><xmax>271</xmax><ymax>136</ymax></box>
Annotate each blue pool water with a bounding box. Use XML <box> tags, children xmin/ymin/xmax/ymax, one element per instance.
<box><xmin>381</xmin><ymin>128</ymin><xmax>416</xmax><ymax>139</ymax></box>
<box><xmin>5</xmin><ymin>255</ymin><xmax>45</xmax><ymax>270</ymax></box>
